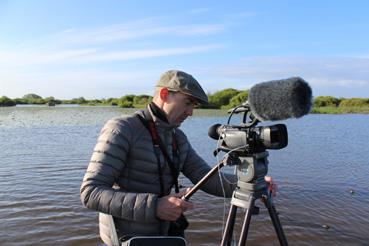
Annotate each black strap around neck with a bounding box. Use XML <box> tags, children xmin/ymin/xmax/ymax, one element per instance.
<box><xmin>136</xmin><ymin>109</ymin><xmax>180</xmax><ymax>196</ymax></box>
<box><xmin>149</xmin><ymin>102</ymin><xmax>168</xmax><ymax>123</ymax></box>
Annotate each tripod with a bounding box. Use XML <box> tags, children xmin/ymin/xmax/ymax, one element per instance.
<box><xmin>183</xmin><ymin>151</ymin><xmax>288</xmax><ymax>246</ymax></box>
<box><xmin>221</xmin><ymin>151</ymin><xmax>288</xmax><ymax>246</ymax></box>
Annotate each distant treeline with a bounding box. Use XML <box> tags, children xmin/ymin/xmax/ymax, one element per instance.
<box><xmin>1</xmin><ymin>91</ymin><xmax>369</xmax><ymax>113</ymax></box>
<box><xmin>311</xmin><ymin>96</ymin><xmax>369</xmax><ymax>114</ymax></box>
<box><xmin>0</xmin><ymin>89</ymin><xmax>247</xmax><ymax>109</ymax></box>
<box><xmin>0</xmin><ymin>93</ymin><xmax>153</xmax><ymax>108</ymax></box>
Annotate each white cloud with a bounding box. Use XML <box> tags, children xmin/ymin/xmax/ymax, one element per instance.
<box><xmin>0</xmin><ymin>44</ymin><xmax>221</xmax><ymax>68</ymax></box>
<box><xmin>72</xmin><ymin>44</ymin><xmax>222</xmax><ymax>63</ymax></box>
<box><xmin>0</xmin><ymin>48</ymin><xmax>97</xmax><ymax>66</ymax></box>
<box><xmin>0</xmin><ymin>16</ymin><xmax>227</xmax><ymax>98</ymax></box>
<box><xmin>0</xmin><ymin>69</ymin><xmax>155</xmax><ymax>99</ymax></box>
<box><xmin>47</xmin><ymin>19</ymin><xmax>224</xmax><ymax>46</ymax></box>
<box><xmin>308</xmin><ymin>78</ymin><xmax>368</xmax><ymax>87</ymax></box>
<box><xmin>5</xmin><ymin>13</ymin><xmax>368</xmax><ymax>99</ymax></box>
<box><xmin>3</xmin><ymin>55</ymin><xmax>369</xmax><ymax>99</ymax></box>
<box><xmin>0</xmin><ymin>17</ymin><xmax>224</xmax><ymax>68</ymax></box>
<box><xmin>198</xmin><ymin>56</ymin><xmax>369</xmax><ymax>97</ymax></box>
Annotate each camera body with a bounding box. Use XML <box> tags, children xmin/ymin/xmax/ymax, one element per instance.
<box><xmin>215</xmin><ymin>123</ymin><xmax>288</xmax><ymax>154</ymax></box>
<box><xmin>209</xmin><ymin>102</ymin><xmax>288</xmax><ymax>156</ymax></box>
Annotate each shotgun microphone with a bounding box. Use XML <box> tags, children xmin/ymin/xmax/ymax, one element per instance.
<box><xmin>247</xmin><ymin>77</ymin><xmax>312</xmax><ymax>121</ymax></box>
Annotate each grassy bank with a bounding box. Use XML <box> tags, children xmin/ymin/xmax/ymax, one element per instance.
<box><xmin>311</xmin><ymin>106</ymin><xmax>369</xmax><ymax>114</ymax></box>
<box><xmin>2</xmin><ymin>92</ymin><xmax>369</xmax><ymax>115</ymax></box>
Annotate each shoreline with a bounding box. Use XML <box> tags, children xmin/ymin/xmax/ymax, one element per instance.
<box><xmin>2</xmin><ymin>104</ymin><xmax>369</xmax><ymax>115</ymax></box>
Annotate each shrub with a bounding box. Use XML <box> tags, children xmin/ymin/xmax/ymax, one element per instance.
<box><xmin>67</xmin><ymin>97</ymin><xmax>87</xmax><ymax>104</ymax></box>
<box><xmin>313</xmin><ymin>96</ymin><xmax>340</xmax><ymax>107</ymax></box>
<box><xmin>227</xmin><ymin>91</ymin><xmax>249</xmax><ymax>108</ymax></box>
<box><xmin>120</xmin><ymin>94</ymin><xmax>135</xmax><ymax>102</ymax></box>
<box><xmin>0</xmin><ymin>96</ymin><xmax>16</xmax><ymax>106</ymax></box>
<box><xmin>339</xmin><ymin>98</ymin><xmax>369</xmax><ymax>107</ymax></box>
<box><xmin>119</xmin><ymin>100</ymin><xmax>134</xmax><ymax>108</ymax></box>
<box><xmin>133</xmin><ymin>95</ymin><xmax>152</xmax><ymax>106</ymax></box>
<box><xmin>23</xmin><ymin>93</ymin><xmax>42</xmax><ymax>99</ymax></box>
<box><xmin>208</xmin><ymin>88</ymin><xmax>240</xmax><ymax>108</ymax></box>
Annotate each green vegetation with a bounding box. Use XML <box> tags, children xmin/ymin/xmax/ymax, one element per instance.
<box><xmin>311</xmin><ymin>106</ymin><xmax>369</xmax><ymax>114</ymax></box>
<box><xmin>20</xmin><ymin>93</ymin><xmax>46</xmax><ymax>104</ymax></box>
<box><xmin>0</xmin><ymin>93</ymin><xmax>153</xmax><ymax>108</ymax></box>
<box><xmin>311</xmin><ymin>96</ymin><xmax>369</xmax><ymax>114</ymax></box>
<box><xmin>0</xmin><ymin>96</ymin><xmax>16</xmax><ymax>106</ymax></box>
<box><xmin>227</xmin><ymin>91</ymin><xmax>249</xmax><ymax>108</ymax></box>
<box><xmin>208</xmin><ymin>88</ymin><xmax>241</xmax><ymax>109</ymax></box>
<box><xmin>339</xmin><ymin>98</ymin><xmax>369</xmax><ymax>107</ymax></box>
<box><xmin>133</xmin><ymin>95</ymin><xmax>152</xmax><ymax>108</ymax></box>
<box><xmin>313</xmin><ymin>96</ymin><xmax>341</xmax><ymax>107</ymax></box>
<box><xmin>1</xmin><ymin>91</ymin><xmax>369</xmax><ymax>114</ymax></box>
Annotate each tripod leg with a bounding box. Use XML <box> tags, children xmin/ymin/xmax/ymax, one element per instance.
<box><xmin>221</xmin><ymin>204</ymin><xmax>238</xmax><ymax>246</ymax></box>
<box><xmin>237</xmin><ymin>199</ymin><xmax>255</xmax><ymax>246</ymax></box>
<box><xmin>263</xmin><ymin>197</ymin><xmax>288</xmax><ymax>246</ymax></box>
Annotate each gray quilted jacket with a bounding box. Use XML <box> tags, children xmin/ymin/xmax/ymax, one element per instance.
<box><xmin>80</xmin><ymin>105</ymin><xmax>236</xmax><ymax>245</ymax></box>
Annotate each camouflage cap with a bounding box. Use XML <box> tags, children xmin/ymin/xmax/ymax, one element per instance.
<box><xmin>156</xmin><ymin>70</ymin><xmax>208</xmax><ymax>105</ymax></box>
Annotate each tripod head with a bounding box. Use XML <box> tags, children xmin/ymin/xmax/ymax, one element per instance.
<box><xmin>224</xmin><ymin>151</ymin><xmax>269</xmax><ymax>191</ymax></box>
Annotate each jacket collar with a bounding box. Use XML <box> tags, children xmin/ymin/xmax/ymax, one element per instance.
<box><xmin>147</xmin><ymin>103</ymin><xmax>177</xmax><ymax>132</ymax></box>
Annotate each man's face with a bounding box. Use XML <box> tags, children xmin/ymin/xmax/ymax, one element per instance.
<box><xmin>162</xmin><ymin>91</ymin><xmax>197</xmax><ymax>127</ymax></box>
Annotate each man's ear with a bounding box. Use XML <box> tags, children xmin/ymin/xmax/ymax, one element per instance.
<box><xmin>159</xmin><ymin>88</ymin><xmax>169</xmax><ymax>101</ymax></box>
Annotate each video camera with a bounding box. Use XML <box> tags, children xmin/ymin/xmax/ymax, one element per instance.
<box><xmin>208</xmin><ymin>76</ymin><xmax>312</xmax><ymax>157</ymax></box>
<box><xmin>208</xmin><ymin>103</ymin><xmax>288</xmax><ymax>155</ymax></box>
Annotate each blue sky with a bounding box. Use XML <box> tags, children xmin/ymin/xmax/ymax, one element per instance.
<box><xmin>1</xmin><ymin>0</ymin><xmax>369</xmax><ymax>99</ymax></box>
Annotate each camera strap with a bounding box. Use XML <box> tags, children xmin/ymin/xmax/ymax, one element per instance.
<box><xmin>136</xmin><ymin>110</ymin><xmax>180</xmax><ymax>197</ymax></box>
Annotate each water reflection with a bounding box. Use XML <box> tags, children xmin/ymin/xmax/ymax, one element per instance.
<box><xmin>0</xmin><ymin>106</ymin><xmax>368</xmax><ymax>245</ymax></box>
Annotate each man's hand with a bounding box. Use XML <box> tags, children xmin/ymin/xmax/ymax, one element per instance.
<box><xmin>265</xmin><ymin>176</ymin><xmax>277</xmax><ymax>197</ymax></box>
<box><xmin>156</xmin><ymin>188</ymin><xmax>194</xmax><ymax>221</ymax></box>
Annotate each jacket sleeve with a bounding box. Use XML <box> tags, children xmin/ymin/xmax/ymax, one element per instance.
<box><xmin>80</xmin><ymin>117</ymin><xmax>158</xmax><ymax>223</ymax></box>
<box><xmin>180</xmin><ymin>136</ymin><xmax>237</xmax><ymax>198</ymax></box>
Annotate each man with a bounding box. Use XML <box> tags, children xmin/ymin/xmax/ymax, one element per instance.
<box><xmin>80</xmin><ymin>70</ymin><xmax>237</xmax><ymax>245</ymax></box>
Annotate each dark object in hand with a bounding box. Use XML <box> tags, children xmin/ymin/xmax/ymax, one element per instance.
<box><xmin>168</xmin><ymin>214</ymin><xmax>189</xmax><ymax>237</ymax></box>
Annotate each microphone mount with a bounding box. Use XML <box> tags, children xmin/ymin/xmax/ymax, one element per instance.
<box><xmin>227</xmin><ymin>101</ymin><xmax>259</xmax><ymax>128</ymax></box>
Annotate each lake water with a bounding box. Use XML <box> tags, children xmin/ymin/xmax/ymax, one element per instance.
<box><xmin>0</xmin><ymin>106</ymin><xmax>368</xmax><ymax>246</ymax></box>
